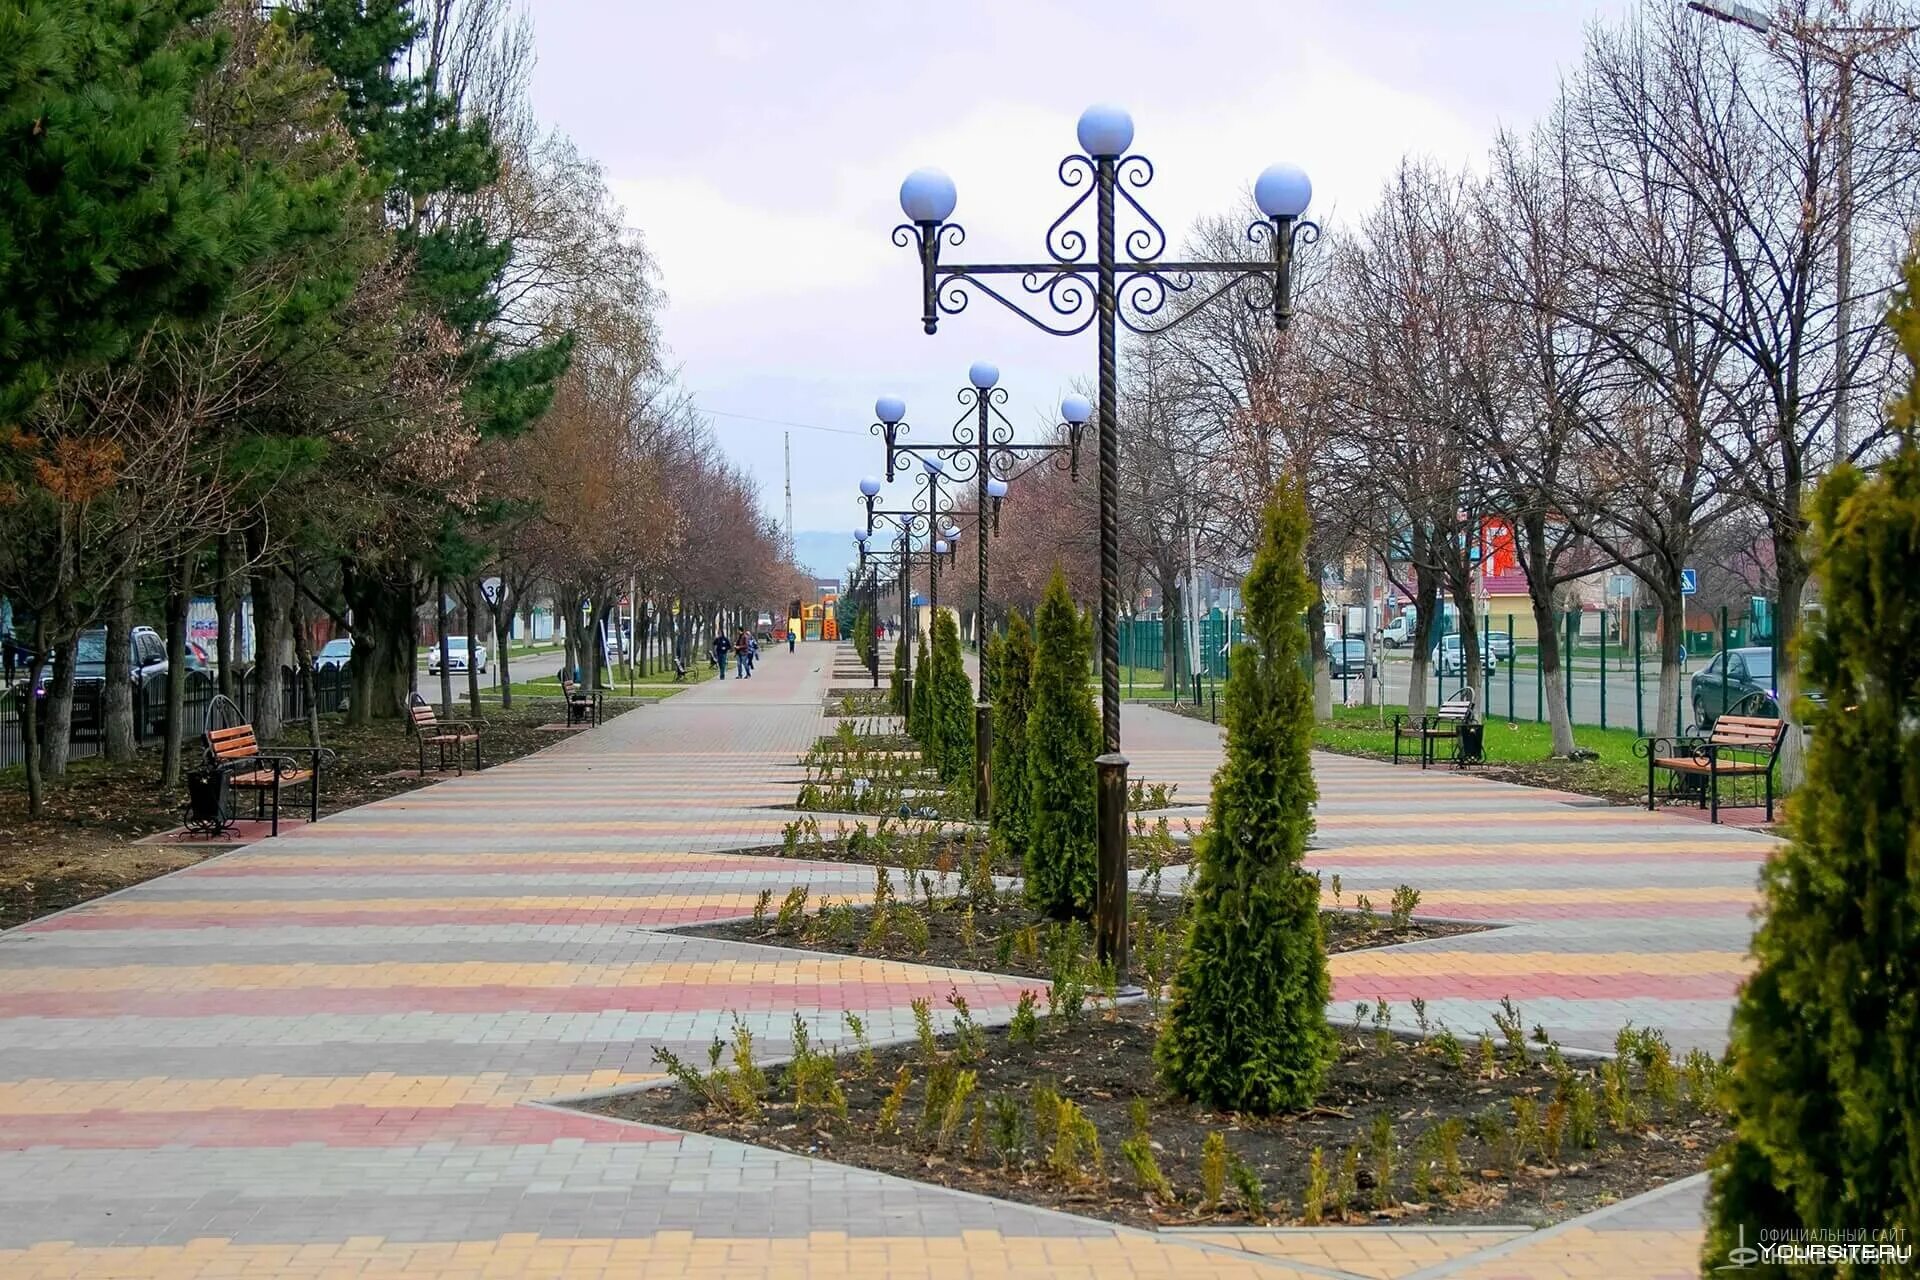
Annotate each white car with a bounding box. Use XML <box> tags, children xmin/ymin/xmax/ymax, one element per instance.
<box><xmin>427</xmin><ymin>636</ymin><xmax>488</xmax><ymax>675</ymax></box>
<box><xmin>1431</xmin><ymin>633</ymin><xmax>1495</xmax><ymax>677</ymax></box>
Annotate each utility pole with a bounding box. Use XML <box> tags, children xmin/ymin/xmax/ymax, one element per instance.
<box><xmin>783</xmin><ymin>432</ymin><xmax>795</xmax><ymax>561</ymax></box>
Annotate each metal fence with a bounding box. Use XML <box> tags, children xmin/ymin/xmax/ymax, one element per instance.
<box><xmin>0</xmin><ymin>664</ymin><xmax>352</xmax><ymax>770</ymax></box>
<box><xmin>1119</xmin><ymin>601</ymin><xmax>1782</xmax><ymax>738</ymax></box>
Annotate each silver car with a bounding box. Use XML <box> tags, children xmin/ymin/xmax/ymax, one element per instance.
<box><xmin>426</xmin><ymin>636</ymin><xmax>488</xmax><ymax>675</ymax></box>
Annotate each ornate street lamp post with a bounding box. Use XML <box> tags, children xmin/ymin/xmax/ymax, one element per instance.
<box><xmin>879</xmin><ymin>364</ymin><xmax>1091</xmax><ymax>817</ymax></box>
<box><xmin>861</xmin><ymin>460</ymin><xmax>963</xmax><ymax>722</ymax></box>
<box><xmin>893</xmin><ymin>105</ymin><xmax>1316</xmax><ymax>978</ymax></box>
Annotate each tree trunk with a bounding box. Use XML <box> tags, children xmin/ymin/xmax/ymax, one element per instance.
<box><xmin>1520</xmin><ymin>516</ymin><xmax>1578</xmax><ymax>757</ymax></box>
<box><xmin>160</xmin><ymin>553</ymin><xmax>195</xmax><ymax>788</ymax></box>
<box><xmin>433</xmin><ymin>575</ymin><xmax>452</xmax><ymax>715</ymax></box>
<box><xmin>1449</xmin><ymin>575</ymin><xmax>1481</xmax><ymax>709</ymax></box>
<box><xmin>464</xmin><ymin>578</ymin><xmax>482</xmax><ymax>718</ymax></box>
<box><xmin>246</xmin><ymin>524</ymin><xmax>286</xmax><ymax>743</ymax></box>
<box><xmin>290</xmin><ymin>585</ymin><xmax>321</xmax><ymax>747</ymax></box>
<box><xmin>40</xmin><ymin>631</ymin><xmax>78</xmax><ymax>780</ymax></box>
<box><xmin>343</xmin><ymin>562</ymin><xmax>414</xmax><ymax>723</ymax></box>
<box><xmin>493</xmin><ymin>589</ymin><xmax>513</xmax><ymax>710</ymax></box>
<box><xmin>215</xmin><ymin>533</ymin><xmax>238</xmax><ymax>701</ymax></box>
<box><xmin>1407</xmin><ymin>559</ymin><xmax>1441</xmax><ymax>721</ymax></box>
<box><xmin>20</xmin><ymin>616</ymin><xmax>47</xmax><ymax>817</ymax></box>
<box><xmin>588</xmin><ymin>596</ymin><xmax>607</xmax><ymax>689</ymax></box>
<box><xmin>1528</xmin><ymin>588</ymin><xmax>1577</xmax><ymax>756</ymax></box>
<box><xmin>102</xmin><ymin>569</ymin><xmax>137</xmax><ymax>762</ymax></box>
<box><xmin>1772</xmin><ymin>530</ymin><xmax>1810</xmax><ymax>788</ymax></box>
<box><xmin>1656</xmin><ymin>587</ymin><xmax>1687</xmax><ymax>736</ymax></box>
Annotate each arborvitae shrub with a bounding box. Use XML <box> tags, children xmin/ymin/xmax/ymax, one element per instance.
<box><xmin>1024</xmin><ymin>570</ymin><xmax>1098</xmax><ymax>918</ymax></box>
<box><xmin>991</xmin><ymin>610</ymin><xmax>1036</xmax><ymax>867</ymax></box>
<box><xmin>932</xmin><ymin>608</ymin><xmax>973</xmax><ymax>791</ymax></box>
<box><xmin>911</xmin><ymin>629</ymin><xmax>932</xmax><ymax>746</ymax></box>
<box><xmin>1156</xmin><ymin>479</ymin><xmax>1334</xmax><ymax>1112</ymax></box>
<box><xmin>1705</xmin><ymin>257</ymin><xmax>1920</xmax><ymax>1273</ymax></box>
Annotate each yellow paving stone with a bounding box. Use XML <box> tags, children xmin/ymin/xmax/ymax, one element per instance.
<box><xmin>0</xmin><ymin>1071</ymin><xmax>660</xmax><ymax>1115</ymax></box>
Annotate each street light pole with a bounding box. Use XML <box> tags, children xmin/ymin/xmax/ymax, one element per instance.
<box><xmin>878</xmin><ymin>368</ymin><xmax>1085</xmax><ymax>820</ymax></box>
<box><xmin>894</xmin><ymin>106</ymin><xmax>1316</xmax><ymax>979</ymax></box>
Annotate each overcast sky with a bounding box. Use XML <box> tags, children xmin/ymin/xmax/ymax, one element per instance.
<box><xmin>528</xmin><ymin>0</ymin><xmax>1632</xmax><ymax>576</ymax></box>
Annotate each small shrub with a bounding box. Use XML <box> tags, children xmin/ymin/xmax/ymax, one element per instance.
<box><xmin>911</xmin><ymin>996</ymin><xmax>938</xmax><ymax>1066</ymax></box>
<box><xmin>842</xmin><ymin>1012</ymin><xmax>876</xmax><ymax>1078</ymax></box>
<box><xmin>937</xmin><ymin>1069</ymin><xmax>977</xmax><ymax>1149</ymax></box>
<box><xmin>1411</xmin><ymin>996</ymin><xmax>1430</xmax><ymax>1034</ymax></box>
<box><xmin>1389</xmin><ymin>883</ymin><xmax>1420</xmax><ymax>931</ymax></box>
<box><xmin>1434</xmin><ymin>1028</ymin><xmax>1465</xmax><ymax>1070</ymax></box>
<box><xmin>1031</xmin><ymin>1081</ymin><xmax>1063</xmax><ymax>1149</ymax></box>
<box><xmin>1008</xmin><ymin>990</ymin><xmax>1040</xmax><ymax>1047</ymax></box>
<box><xmin>877</xmin><ymin>1065</ymin><xmax>913</xmax><ymax>1135</ymax></box>
<box><xmin>1369</xmin><ymin>1112</ymin><xmax>1397</xmax><ymax>1208</ymax></box>
<box><xmin>1332</xmin><ymin>1144</ymin><xmax>1360</xmax><ymax>1221</ymax></box>
<box><xmin>751</xmin><ymin>888</ymin><xmax>772</xmax><ymax>930</ymax></box>
<box><xmin>1302</xmin><ymin>1147</ymin><xmax>1329</xmax><ymax>1224</ymax></box>
<box><xmin>1493</xmin><ymin>997</ymin><xmax>1529</xmax><ymax>1067</ymax></box>
<box><xmin>774</xmin><ymin>885</ymin><xmax>809</xmax><ymax>934</ymax></box>
<box><xmin>1566</xmin><ymin>1080</ymin><xmax>1598</xmax><ymax>1149</ymax></box>
<box><xmin>1228</xmin><ymin>1153</ymin><xmax>1267</xmax><ymax>1223</ymax></box>
<box><xmin>948</xmin><ymin>988</ymin><xmax>985</xmax><ymax>1063</ymax></box>
<box><xmin>989</xmin><ymin>1095</ymin><xmax>1025</xmax><ymax>1170</ymax></box>
<box><xmin>1199</xmin><ymin>1131</ymin><xmax>1229</xmax><ymax>1211</ymax></box>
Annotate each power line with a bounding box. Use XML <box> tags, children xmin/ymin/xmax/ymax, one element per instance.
<box><xmin>693</xmin><ymin>404</ymin><xmax>867</xmax><ymax>437</ymax></box>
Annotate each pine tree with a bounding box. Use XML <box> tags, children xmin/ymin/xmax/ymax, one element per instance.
<box><xmin>0</xmin><ymin>0</ymin><xmax>281</xmax><ymax>427</ymax></box>
<box><xmin>1704</xmin><ymin>258</ymin><xmax>1920</xmax><ymax>1274</ymax></box>
<box><xmin>931</xmin><ymin>608</ymin><xmax>973</xmax><ymax>790</ymax></box>
<box><xmin>1025</xmin><ymin>570</ymin><xmax>1099</xmax><ymax>918</ymax></box>
<box><xmin>991</xmin><ymin>609</ymin><xmax>1036</xmax><ymax>865</ymax></box>
<box><xmin>1157</xmin><ymin>480</ymin><xmax>1333</xmax><ymax>1113</ymax></box>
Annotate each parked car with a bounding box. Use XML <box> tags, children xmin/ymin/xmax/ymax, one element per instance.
<box><xmin>22</xmin><ymin>625</ymin><xmax>170</xmax><ymax>736</ymax></box>
<box><xmin>1381</xmin><ymin>615</ymin><xmax>1417</xmax><ymax>648</ymax></box>
<box><xmin>426</xmin><ymin>636</ymin><xmax>487</xmax><ymax>675</ymax></box>
<box><xmin>1485</xmin><ymin>630</ymin><xmax>1513</xmax><ymax>662</ymax></box>
<box><xmin>315</xmin><ymin>637</ymin><xmax>355</xmax><ymax>671</ymax></box>
<box><xmin>1431</xmin><ymin>633</ymin><xmax>1496</xmax><ymax>678</ymax></box>
<box><xmin>1689</xmin><ymin>647</ymin><xmax>1802</xmax><ymax>726</ymax></box>
<box><xmin>1328</xmin><ymin>638</ymin><xmax>1379</xmax><ymax>680</ymax></box>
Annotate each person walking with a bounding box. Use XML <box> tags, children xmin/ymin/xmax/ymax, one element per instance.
<box><xmin>748</xmin><ymin>632</ymin><xmax>760</xmax><ymax>675</ymax></box>
<box><xmin>713</xmin><ymin>630</ymin><xmax>731</xmax><ymax>679</ymax></box>
<box><xmin>787</xmin><ymin>624</ymin><xmax>796</xmax><ymax>654</ymax></box>
<box><xmin>736</xmin><ymin>628</ymin><xmax>752</xmax><ymax>678</ymax></box>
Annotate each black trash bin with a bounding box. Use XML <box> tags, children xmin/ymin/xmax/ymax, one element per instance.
<box><xmin>1457</xmin><ymin>721</ymin><xmax>1486</xmax><ymax>766</ymax></box>
<box><xmin>184</xmin><ymin>768</ymin><xmax>232</xmax><ymax>836</ymax></box>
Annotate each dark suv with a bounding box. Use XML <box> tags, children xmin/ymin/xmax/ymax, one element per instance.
<box><xmin>25</xmin><ymin>626</ymin><xmax>170</xmax><ymax>736</ymax></box>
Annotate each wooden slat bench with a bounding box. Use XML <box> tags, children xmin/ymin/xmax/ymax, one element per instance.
<box><xmin>559</xmin><ymin>673</ymin><xmax>602</xmax><ymax>727</ymax></box>
<box><xmin>1641</xmin><ymin>714</ymin><xmax>1787</xmax><ymax>823</ymax></box>
<box><xmin>673</xmin><ymin>655</ymin><xmax>689</xmax><ymax>683</ymax></box>
<box><xmin>409</xmin><ymin>695</ymin><xmax>483</xmax><ymax>776</ymax></box>
<box><xmin>205</xmin><ymin>722</ymin><xmax>327</xmax><ymax>837</ymax></box>
<box><xmin>1392</xmin><ymin>689</ymin><xmax>1477</xmax><ymax>770</ymax></box>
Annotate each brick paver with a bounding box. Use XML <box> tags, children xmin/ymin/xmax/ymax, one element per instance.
<box><xmin>0</xmin><ymin>645</ymin><xmax>1769</xmax><ymax>1276</ymax></box>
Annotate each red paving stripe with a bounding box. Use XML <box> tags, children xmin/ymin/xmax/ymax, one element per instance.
<box><xmin>0</xmin><ymin>1104</ymin><xmax>678</xmax><ymax>1151</ymax></box>
<box><xmin>1331</xmin><ymin>972</ymin><xmax>1744</xmax><ymax>1003</ymax></box>
<box><xmin>1306</xmin><ymin>850</ymin><xmax>1764</xmax><ymax>867</ymax></box>
<box><xmin>173</xmin><ymin>856</ymin><xmax>830</xmax><ymax>878</ymax></box>
<box><xmin>0</xmin><ymin>978</ymin><xmax>1043</xmax><ymax>1019</ymax></box>
<box><xmin>19</xmin><ymin>905</ymin><xmax>759</xmax><ymax>932</ymax></box>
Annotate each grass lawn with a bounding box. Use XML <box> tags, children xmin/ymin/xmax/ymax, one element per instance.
<box><xmin>1314</xmin><ymin>704</ymin><xmax>1648</xmax><ymax>801</ymax></box>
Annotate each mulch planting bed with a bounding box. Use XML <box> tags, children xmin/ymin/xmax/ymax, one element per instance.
<box><xmin>592</xmin><ymin>963</ymin><xmax>1725</xmax><ymax>1232</ymax></box>
<box><xmin>681</xmin><ymin>891</ymin><xmax>1481</xmax><ymax>982</ymax></box>
<box><xmin>1</xmin><ymin>698</ymin><xmax>630</xmax><ymax>929</ymax></box>
<box><xmin>732</xmin><ymin>817</ymin><xmax>1198</xmax><ymax>878</ymax></box>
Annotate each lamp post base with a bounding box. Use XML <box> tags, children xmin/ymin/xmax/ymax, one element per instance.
<box><xmin>974</xmin><ymin>702</ymin><xmax>991</xmax><ymax>820</ymax></box>
<box><xmin>900</xmin><ymin>675</ymin><xmax>914</xmax><ymax>725</ymax></box>
<box><xmin>1095</xmin><ymin>751</ymin><xmax>1130</xmax><ymax>978</ymax></box>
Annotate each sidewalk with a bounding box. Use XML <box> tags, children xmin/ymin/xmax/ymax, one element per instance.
<box><xmin>0</xmin><ymin>642</ymin><xmax>1767</xmax><ymax>1277</ymax></box>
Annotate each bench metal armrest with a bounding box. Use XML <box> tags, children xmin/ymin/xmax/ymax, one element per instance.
<box><xmin>429</xmin><ymin>719</ymin><xmax>480</xmax><ymax>736</ymax></box>
<box><xmin>266</xmin><ymin>744</ymin><xmax>338</xmax><ymax>766</ymax></box>
<box><xmin>1636</xmin><ymin>734</ymin><xmax>1702</xmax><ymax>761</ymax></box>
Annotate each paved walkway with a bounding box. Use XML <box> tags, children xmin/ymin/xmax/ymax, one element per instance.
<box><xmin>0</xmin><ymin>643</ymin><xmax>1770</xmax><ymax>1277</ymax></box>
